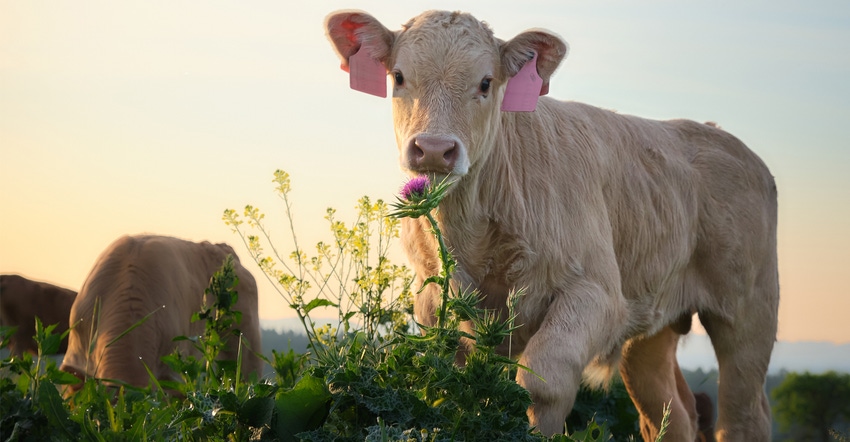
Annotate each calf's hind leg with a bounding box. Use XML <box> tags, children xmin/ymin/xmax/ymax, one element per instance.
<box><xmin>620</xmin><ymin>326</ymin><xmax>699</xmax><ymax>442</ymax></box>
<box><xmin>700</xmin><ymin>299</ymin><xmax>775</xmax><ymax>442</ymax></box>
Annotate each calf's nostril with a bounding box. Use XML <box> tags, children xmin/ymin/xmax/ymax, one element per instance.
<box><xmin>412</xmin><ymin>144</ymin><xmax>425</xmax><ymax>160</ymax></box>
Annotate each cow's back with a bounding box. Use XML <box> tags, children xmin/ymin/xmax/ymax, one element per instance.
<box><xmin>61</xmin><ymin>235</ymin><xmax>261</xmax><ymax>389</ymax></box>
<box><xmin>586</xmin><ymin>105</ymin><xmax>777</xmax><ymax>333</ymax></box>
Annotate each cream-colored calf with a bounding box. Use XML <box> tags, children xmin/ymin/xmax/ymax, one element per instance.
<box><xmin>326</xmin><ymin>10</ymin><xmax>778</xmax><ymax>441</ymax></box>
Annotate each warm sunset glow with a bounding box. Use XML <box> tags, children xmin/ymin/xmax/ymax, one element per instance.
<box><xmin>1</xmin><ymin>1</ymin><xmax>848</xmax><ymax>345</ymax></box>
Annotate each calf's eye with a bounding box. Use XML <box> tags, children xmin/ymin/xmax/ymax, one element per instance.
<box><xmin>394</xmin><ymin>71</ymin><xmax>404</xmax><ymax>86</ymax></box>
<box><xmin>480</xmin><ymin>78</ymin><xmax>491</xmax><ymax>94</ymax></box>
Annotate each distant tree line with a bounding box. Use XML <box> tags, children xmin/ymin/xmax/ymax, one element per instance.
<box><xmin>680</xmin><ymin>368</ymin><xmax>849</xmax><ymax>441</ymax></box>
<box><xmin>771</xmin><ymin>371</ymin><xmax>850</xmax><ymax>442</ymax></box>
<box><xmin>259</xmin><ymin>328</ymin><xmax>310</xmax><ymax>376</ymax></box>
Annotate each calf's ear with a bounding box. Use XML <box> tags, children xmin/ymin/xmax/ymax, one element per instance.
<box><xmin>501</xmin><ymin>30</ymin><xmax>569</xmax><ymax>97</ymax></box>
<box><xmin>325</xmin><ymin>10</ymin><xmax>394</xmax><ymax>97</ymax></box>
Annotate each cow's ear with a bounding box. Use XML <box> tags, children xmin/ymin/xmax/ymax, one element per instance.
<box><xmin>325</xmin><ymin>10</ymin><xmax>394</xmax><ymax>97</ymax></box>
<box><xmin>501</xmin><ymin>30</ymin><xmax>569</xmax><ymax>96</ymax></box>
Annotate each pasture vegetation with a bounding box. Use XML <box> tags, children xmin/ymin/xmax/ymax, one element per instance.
<box><xmin>1</xmin><ymin>170</ymin><xmax>651</xmax><ymax>441</ymax></box>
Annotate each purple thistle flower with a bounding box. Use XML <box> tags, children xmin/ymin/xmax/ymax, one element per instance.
<box><xmin>400</xmin><ymin>175</ymin><xmax>431</xmax><ymax>201</ymax></box>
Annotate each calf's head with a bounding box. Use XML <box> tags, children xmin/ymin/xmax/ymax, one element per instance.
<box><xmin>325</xmin><ymin>10</ymin><xmax>568</xmax><ymax>183</ymax></box>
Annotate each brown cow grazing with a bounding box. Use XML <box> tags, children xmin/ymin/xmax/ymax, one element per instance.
<box><xmin>0</xmin><ymin>274</ymin><xmax>77</xmax><ymax>356</ymax></box>
<box><xmin>60</xmin><ymin>235</ymin><xmax>262</xmax><ymax>394</ymax></box>
<box><xmin>326</xmin><ymin>10</ymin><xmax>778</xmax><ymax>441</ymax></box>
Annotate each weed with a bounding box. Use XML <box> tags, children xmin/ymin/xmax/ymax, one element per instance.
<box><xmin>0</xmin><ymin>169</ymin><xmax>653</xmax><ymax>441</ymax></box>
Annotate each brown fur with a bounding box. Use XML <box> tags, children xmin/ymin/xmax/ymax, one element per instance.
<box><xmin>326</xmin><ymin>10</ymin><xmax>778</xmax><ymax>441</ymax></box>
<box><xmin>59</xmin><ymin>235</ymin><xmax>262</xmax><ymax>394</ymax></box>
<box><xmin>695</xmin><ymin>392</ymin><xmax>717</xmax><ymax>442</ymax></box>
<box><xmin>0</xmin><ymin>274</ymin><xmax>77</xmax><ymax>355</ymax></box>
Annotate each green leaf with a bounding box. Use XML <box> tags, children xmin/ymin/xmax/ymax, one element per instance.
<box><xmin>239</xmin><ymin>396</ymin><xmax>275</xmax><ymax>428</ymax></box>
<box><xmin>81</xmin><ymin>412</ymin><xmax>108</xmax><ymax>442</ymax></box>
<box><xmin>303</xmin><ymin>298</ymin><xmax>337</xmax><ymax>314</ymax></box>
<box><xmin>36</xmin><ymin>381</ymin><xmax>77</xmax><ymax>439</ymax></box>
<box><xmin>35</xmin><ymin>318</ymin><xmax>63</xmax><ymax>355</ymax></box>
<box><xmin>418</xmin><ymin>275</ymin><xmax>443</xmax><ymax>291</ymax></box>
<box><xmin>46</xmin><ymin>368</ymin><xmax>87</xmax><ymax>386</ymax></box>
<box><xmin>139</xmin><ymin>359</ymin><xmax>171</xmax><ymax>405</ymax></box>
<box><xmin>274</xmin><ymin>374</ymin><xmax>331</xmax><ymax>442</ymax></box>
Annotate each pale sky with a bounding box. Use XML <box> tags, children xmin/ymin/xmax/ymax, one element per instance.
<box><xmin>1</xmin><ymin>1</ymin><xmax>848</xmax><ymax>344</ymax></box>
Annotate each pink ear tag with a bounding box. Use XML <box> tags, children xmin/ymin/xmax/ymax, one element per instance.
<box><xmin>501</xmin><ymin>52</ymin><xmax>543</xmax><ymax>112</ymax></box>
<box><xmin>349</xmin><ymin>45</ymin><xmax>387</xmax><ymax>98</ymax></box>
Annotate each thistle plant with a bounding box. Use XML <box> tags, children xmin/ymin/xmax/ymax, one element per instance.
<box><xmin>390</xmin><ymin>175</ymin><xmax>454</xmax><ymax>329</ymax></box>
<box><xmin>390</xmin><ymin>175</ymin><xmax>525</xmax><ymax>358</ymax></box>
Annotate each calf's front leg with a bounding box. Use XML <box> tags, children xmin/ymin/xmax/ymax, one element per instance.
<box><xmin>517</xmin><ymin>280</ymin><xmax>628</xmax><ymax>435</ymax></box>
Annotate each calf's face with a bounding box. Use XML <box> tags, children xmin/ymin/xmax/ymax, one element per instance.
<box><xmin>325</xmin><ymin>10</ymin><xmax>568</xmax><ymax>183</ymax></box>
<box><xmin>390</xmin><ymin>12</ymin><xmax>501</xmax><ymax>180</ymax></box>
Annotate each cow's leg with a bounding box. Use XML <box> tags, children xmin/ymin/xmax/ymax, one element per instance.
<box><xmin>517</xmin><ymin>281</ymin><xmax>627</xmax><ymax>435</ymax></box>
<box><xmin>694</xmin><ymin>392</ymin><xmax>717</xmax><ymax>442</ymax></box>
<box><xmin>700</xmin><ymin>294</ymin><xmax>775</xmax><ymax>442</ymax></box>
<box><xmin>620</xmin><ymin>326</ymin><xmax>698</xmax><ymax>442</ymax></box>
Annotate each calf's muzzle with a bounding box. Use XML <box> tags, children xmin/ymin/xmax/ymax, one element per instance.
<box><xmin>406</xmin><ymin>133</ymin><xmax>459</xmax><ymax>173</ymax></box>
